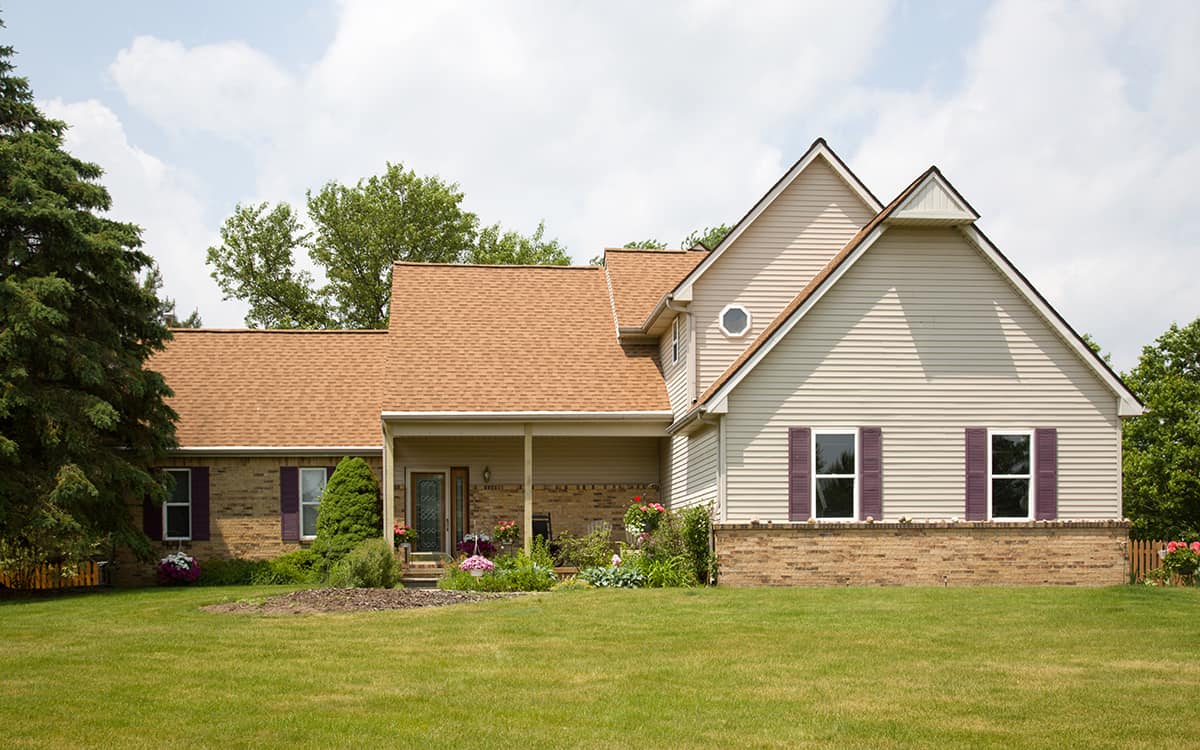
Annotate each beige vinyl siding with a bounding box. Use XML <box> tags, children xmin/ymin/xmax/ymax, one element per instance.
<box><xmin>395</xmin><ymin>436</ymin><xmax>658</xmax><ymax>485</ymax></box>
<box><xmin>660</xmin><ymin>313</ymin><xmax>691</xmax><ymax>416</ymax></box>
<box><xmin>661</xmin><ymin>425</ymin><xmax>719</xmax><ymax>508</ymax></box>
<box><xmin>723</xmin><ymin>226</ymin><xmax>1121</xmax><ymax>522</ymax></box>
<box><xmin>693</xmin><ymin>155</ymin><xmax>875</xmax><ymax>391</ymax></box>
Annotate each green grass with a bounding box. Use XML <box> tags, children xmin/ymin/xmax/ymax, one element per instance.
<box><xmin>1</xmin><ymin>586</ymin><xmax>1197</xmax><ymax>749</ymax></box>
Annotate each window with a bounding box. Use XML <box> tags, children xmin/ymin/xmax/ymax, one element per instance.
<box><xmin>719</xmin><ymin>304</ymin><xmax>751</xmax><ymax>337</ymax></box>
<box><xmin>813</xmin><ymin>430</ymin><xmax>857</xmax><ymax>520</ymax></box>
<box><xmin>164</xmin><ymin>468</ymin><xmax>191</xmax><ymax>540</ymax></box>
<box><xmin>671</xmin><ymin>317</ymin><xmax>679</xmax><ymax>363</ymax></box>
<box><xmin>300</xmin><ymin>467</ymin><xmax>328</xmax><ymax>539</ymax></box>
<box><xmin>990</xmin><ymin>431</ymin><xmax>1032</xmax><ymax>520</ymax></box>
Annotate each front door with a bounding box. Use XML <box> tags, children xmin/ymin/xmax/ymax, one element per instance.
<box><xmin>411</xmin><ymin>473</ymin><xmax>445</xmax><ymax>553</ymax></box>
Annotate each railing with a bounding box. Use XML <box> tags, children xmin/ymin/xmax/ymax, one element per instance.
<box><xmin>0</xmin><ymin>561</ymin><xmax>104</xmax><ymax>590</ymax></box>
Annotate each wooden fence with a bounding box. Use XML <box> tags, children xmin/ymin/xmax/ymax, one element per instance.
<box><xmin>0</xmin><ymin>561</ymin><xmax>104</xmax><ymax>590</ymax></box>
<box><xmin>1129</xmin><ymin>539</ymin><xmax>1170</xmax><ymax>582</ymax></box>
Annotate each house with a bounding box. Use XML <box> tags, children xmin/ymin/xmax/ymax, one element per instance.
<box><xmin>128</xmin><ymin>139</ymin><xmax>1141</xmax><ymax>586</ymax></box>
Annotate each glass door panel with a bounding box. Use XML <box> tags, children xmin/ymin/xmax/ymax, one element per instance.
<box><xmin>412</xmin><ymin>473</ymin><xmax>444</xmax><ymax>553</ymax></box>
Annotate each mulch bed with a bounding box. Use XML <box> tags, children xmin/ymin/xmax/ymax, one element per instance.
<box><xmin>202</xmin><ymin>587</ymin><xmax>522</xmax><ymax>615</ymax></box>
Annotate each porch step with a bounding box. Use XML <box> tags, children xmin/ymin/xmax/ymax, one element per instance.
<box><xmin>400</xmin><ymin>574</ymin><xmax>442</xmax><ymax>589</ymax></box>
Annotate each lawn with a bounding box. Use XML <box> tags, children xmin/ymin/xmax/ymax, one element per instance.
<box><xmin>1</xmin><ymin>586</ymin><xmax>1197</xmax><ymax>749</ymax></box>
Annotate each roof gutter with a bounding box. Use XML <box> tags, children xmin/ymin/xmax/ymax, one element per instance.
<box><xmin>381</xmin><ymin>410</ymin><xmax>674</xmax><ymax>422</ymax></box>
<box><xmin>666</xmin><ymin>405</ymin><xmax>707</xmax><ymax>436</ymax></box>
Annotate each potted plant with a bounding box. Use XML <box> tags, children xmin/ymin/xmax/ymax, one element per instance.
<box><xmin>393</xmin><ymin>523</ymin><xmax>418</xmax><ymax>562</ymax></box>
<box><xmin>493</xmin><ymin>520</ymin><xmax>519</xmax><ymax>553</ymax></box>
<box><xmin>1162</xmin><ymin>540</ymin><xmax>1200</xmax><ymax>585</ymax></box>
<box><xmin>457</xmin><ymin>533</ymin><xmax>495</xmax><ymax>558</ymax></box>
<box><xmin>156</xmin><ymin>551</ymin><xmax>200</xmax><ymax>585</ymax></box>
<box><xmin>460</xmin><ymin>555</ymin><xmax>494</xmax><ymax>578</ymax></box>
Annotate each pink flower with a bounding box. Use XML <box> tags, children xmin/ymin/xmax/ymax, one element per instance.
<box><xmin>639</xmin><ymin>505</ymin><xmax>648</xmax><ymax>512</ymax></box>
<box><xmin>1192</xmin><ymin>541</ymin><xmax>1200</xmax><ymax>554</ymax></box>
<box><xmin>1168</xmin><ymin>541</ymin><xmax>1179</xmax><ymax>553</ymax></box>
<box><xmin>611</xmin><ymin>553</ymin><xmax>621</xmax><ymax>567</ymax></box>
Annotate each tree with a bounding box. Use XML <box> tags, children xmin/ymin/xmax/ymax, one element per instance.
<box><xmin>140</xmin><ymin>263</ymin><xmax>201</xmax><ymax>328</ymax></box>
<box><xmin>682</xmin><ymin>224</ymin><xmax>732</xmax><ymax>250</ymax></box>
<box><xmin>0</xmin><ymin>39</ymin><xmax>177</xmax><ymax>577</ymax></box>
<box><xmin>1081</xmin><ymin>332</ymin><xmax>1112</xmax><ymax>365</ymax></box>
<box><xmin>207</xmin><ymin>163</ymin><xmax>569</xmax><ymax>329</ymax></box>
<box><xmin>466</xmin><ymin>221</ymin><xmax>570</xmax><ymax>266</ymax></box>
<box><xmin>311</xmin><ymin>457</ymin><xmax>382</xmax><ymax>569</ymax></box>
<box><xmin>623</xmin><ymin>239</ymin><xmax>668</xmax><ymax>249</ymax></box>
<box><xmin>1122</xmin><ymin>317</ymin><xmax>1200</xmax><ymax>540</ymax></box>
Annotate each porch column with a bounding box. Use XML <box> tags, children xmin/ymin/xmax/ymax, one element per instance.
<box><xmin>523</xmin><ymin>422</ymin><xmax>533</xmax><ymax>555</ymax></box>
<box><xmin>382</xmin><ymin>421</ymin><xmax>395</xmax><ymax>547</ymax></box>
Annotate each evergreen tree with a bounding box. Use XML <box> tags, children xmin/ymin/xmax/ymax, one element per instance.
<box><xmin>0</xmin><ymin>37</ymin><xmax>177</xmax><ymax>575</ymax></box>
<box><xmin>311</xmin><ymin>457</ymin><xmax>382</xmax><ymax>569</ymax></box>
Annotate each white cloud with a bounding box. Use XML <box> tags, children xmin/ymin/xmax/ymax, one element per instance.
<box><xmin>849</xmin><ymin>0</ymin><xmax>1200</xmax><ymax>370</ymax></box>
<box><xmin>106</xmin><ymin>0</ymin><xmax>893</xmax><ymax>258</ymax></box>
<box><xmin>40</xmin><ymin>98</ymin><xmax>244</xmax><ymax>326</ymax></box>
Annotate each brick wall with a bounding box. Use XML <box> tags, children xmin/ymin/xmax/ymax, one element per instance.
<box><xmin>394</xmin><ymin>483</ymin><xmax>656</xmax><ymax>542</ymax></box>
<box><xmin>714</xmin><ymin>521</ymin><xmax>1129</xmax><ymax>587</ymax></box>
<box><xmin>114</xmin><ymin>454</ymin><xmax>383</xmax><ymax>586</ymax></box>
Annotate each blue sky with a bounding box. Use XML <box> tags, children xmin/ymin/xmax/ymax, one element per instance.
<box><xmin>6</xmin><ymin>0</ymin><xmax>1198</xmax><ymax>370</ymax></box>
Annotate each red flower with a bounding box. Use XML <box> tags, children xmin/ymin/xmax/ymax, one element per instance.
<box><xmin>633</xmin><ymin>495</ymin><xmax>642</xmax><ymax>502</ymax></box>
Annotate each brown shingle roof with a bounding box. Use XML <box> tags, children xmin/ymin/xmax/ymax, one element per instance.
<box><xmin>151</xmin><ymin>329</ymin><xmax>388</xmax><ymax>447</ymax></box>
<box><xmin>383</xmin><ymin>263</ymin><xmax>670</xmax><ymax>413</ymax></box>
<box><xmin>691</xmin><ymin>167</ymin><xmax>934</xmax><ymax>412</ymax></box>
<box><xmin>603</xmin><ymin>248</ymin><xmax>708</xmax><ymax>329</ymax></box>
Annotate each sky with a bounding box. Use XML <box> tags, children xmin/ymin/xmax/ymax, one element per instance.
<box><xmin>5</xmin><ymin>0</ymin><xmax>1198</xmax><ymax>371</ymax></box>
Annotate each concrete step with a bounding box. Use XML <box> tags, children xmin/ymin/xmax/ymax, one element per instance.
<box><xmin>400</xmin><ymin>575</ymin><xmax>441</xmax><ymax>589</ymax></box>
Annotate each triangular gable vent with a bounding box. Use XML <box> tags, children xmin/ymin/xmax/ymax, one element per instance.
<box><xmin>886</xmin><ymin>169</ymin><xmax>979</xmax><ymax>226</ymax></box>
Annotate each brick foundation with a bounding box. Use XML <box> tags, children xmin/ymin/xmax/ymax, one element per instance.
<box><xmin>714</xmin><ymin>521</ymin><xmax>1130</xmax><ymax>587</ymax></box>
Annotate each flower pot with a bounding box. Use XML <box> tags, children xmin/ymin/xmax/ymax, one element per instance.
<box><xmin>395</xmin><ymin>544</ymin><xmax>410</xmax><ymax>565</ymax></box>
<box><xmin>470</xmin><ymin>569</ymin><xmax>484</xmax><ymax>578</ymax></box>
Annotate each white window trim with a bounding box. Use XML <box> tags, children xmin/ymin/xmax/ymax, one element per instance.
<box><xmin>719</xmin><ymin>303</ymin><xmax>752</xmax><ymax>338</ymax></box>
<box><xmin>299</xmin><ymin>467</ymin><xmax>328</xmax><ymax>540</ymax></box>
<box><xmin>163</xmin><ymin>468</ymin><xmax>192</xmax><ymax>541</ymax></box>
<box><xmin>671</xmin><ymin>317</ymin><xmax>679</xmax><ymax>364</ymax></box>
<box><xmin>987</xmin><ymin>429</ymin><xmax>1035</xmax><ymax>521</ymax></box>
<box><xmin>812</xmin><ymin>428</ymin><xmax>859</xmax><ymax>522</ymax></box>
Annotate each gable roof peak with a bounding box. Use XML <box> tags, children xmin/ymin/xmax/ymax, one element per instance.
<box><xmin>886</xmin><ymin>167</ymin><xmax>981</xmax><ymax>227</ymax></box>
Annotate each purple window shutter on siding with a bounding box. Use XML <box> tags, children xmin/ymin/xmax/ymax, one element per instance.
<box><xmin>280</xmin><ymin>467</ymin><xmax>299</xmax><ymax>541</ymax></box>
<box><xmin>143</xmin><ymin>497</ymin><xmax>162</xmax><ymax>541</ymax></box>
<box><xmin>190</xmin><ymin>467</ymin><xmax>210</xmax><ymax>541</ymax></box>
<box><xmin>325</xmin><ymin>466</ymin><xmax>338</xmax><ymax>481</ymax></box>
<box><xmin>965</xmin><ymin>428</ymin><xmax>987</xmax><ymax>520</ymax></box>
<box><xmin>859</xmin><ymin>428</ymin><xmax>882</xmax><ymax>520</ymax></box>
<box><xmin>788</xmin><ymin>427</ymin><xmax>812</xmax><ymax>521</ymax></box>
<box><xmin>1034</xmin><ymin>428</ymin><xmax>1058</xmax><ymax>520</ymax></box>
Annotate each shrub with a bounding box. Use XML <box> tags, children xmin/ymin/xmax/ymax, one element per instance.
<box><xmin>311</xmin><ymin>458</ymin><xmax>381</xmax><ymax>570</ymax></box>
<box><xmin>198</xmin><ymin>558</ymin><xmax>267</xmax><ymax>586</ymax></box>
<box><xmin>577</xmin><ymin>565</ymin><xmax>644</xmax><ymax>588</ymax></box>
<box><xmin>1162</xmin><ymin>540</ymin><xmax>1200</xmax><ymax>582</ymax></box>
<box><xmin>640</xmin><ymin>554</ymin><xmax>697</xmax><ymax>588</ymax></box>
<box><xmin>553</xmin><ymin>522</ymin><xmax>615</xmax><ymax>568</ymax></box>
<box><xmin>552</xmin><ymin>577</ymin><xmax>592</xmax><ymax>591</ymax></box>
<box><xmin>438</xmin><ymin>549</ymin><xmax>557</xmax><ymax>592</ymax></box>
<box><xmin>328</xmin><ymin>538</ymin><xmax>400</xmax><ymax>588</ymax></box>
<box><xmin>680</xmin><ymin>504</ymin><xmax>716</xmax><ymax>584</ymax></box>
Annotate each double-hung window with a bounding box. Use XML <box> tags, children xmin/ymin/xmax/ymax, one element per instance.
<box><xmin>813</xmin><ymin>430</ymin><xmax>857</xmax><ymax>520</ymax></box>
<box><xmin>164</xmin><ymin>468</ymin><xmax>192</xmax><ymax>541</ymax></box>
<box><xmin>671</xmin><ymin>317</ymin><xmax>679</xmax><ymax>364</ymax></box>
<box><xmin>300</xmin><ymin>467</ymin><xmax>328</xmax><ymax>539</ymax></box>
<box><xmin>990</xmin><ymin>430</ymin><xmax>1032</xmax><ymax>520</ymax></box>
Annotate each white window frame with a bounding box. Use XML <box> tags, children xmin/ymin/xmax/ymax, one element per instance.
<box><xmin>671</xmin><ymin>316</ymin><xmax>679</xmax><ymax>364</ymax></box>
<box><xmin>987</xmin><ymin>429</ymin><xmax>1035</xmax><ymax>521</ymax></box>
<box><xmin>812</xmin><ymin>428</ymin><xmax>859</xmax><ymax>522</ymax></box>
<box><xmin>299</xmin><ymin>467</ymin><xmax>328</xmax><ymax>541</ymax></box>
<box><xmin>718</xmin><ymin>303</ymin><xmax>752</xmax><ymax>338</ymax></box>
<box><xmin>163</xmin><ymin>468</ymin><xmax>192</xmax><ymax>541</ymax></box>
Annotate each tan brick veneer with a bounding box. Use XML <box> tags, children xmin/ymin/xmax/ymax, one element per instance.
<box><xmin>114</xmin><ymin>455</ymin><xmax>385</xmax><ymax>586</ymax></box>
<box><xmin>714</xmin><ymin>521</ymin><xmax>1129</xmax><ymax>587</ymax></box>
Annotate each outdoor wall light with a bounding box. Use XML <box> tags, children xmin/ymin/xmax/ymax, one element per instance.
<box><xmin>482</xmin><ymin>466</ymin><xmax>491</xmax><ymax>483</ymax></box>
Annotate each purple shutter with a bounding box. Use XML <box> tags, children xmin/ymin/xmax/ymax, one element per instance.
<box><xmin>788</xmin><ymin>427</ymin><xmax>812</xmax><ymax>521</ymax></box>
<box><xmin>1034</xmin><ymin>428</ymin><xmax>1058</xmax><ymax>520</ymax></box>
<box><xmin>190</xmin><ymin>467</ymin><xmax>210</xmax><ymax>541</ymax></box>
<box><xmin>965</xmin><ymin>428</ymin><xmax>987</xmax><ymax>520</ymax></box>
<box><xmin>280</xmin><ymin>467</ymin><xmax>299</xmax><ymax>541</ymax></box>
<box><xmin>325</xmin><ymin>466</ymin><xmax>338</xmax><ymax>481</ymax></box>
<box><xmin>859</xmin><ymin>428</ymin><xmax>882</xmax><ymax>520</ymax></box>
<box><xmin>143</xmin><ymin>497</ymin><xmax>162</xmax><ymax>541</ymax></box>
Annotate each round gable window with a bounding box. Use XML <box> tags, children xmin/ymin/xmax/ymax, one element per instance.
<box><xmin>719</xmin><ymin>304</ymin><xmax>751</xmax><ymax>337</ymax></box>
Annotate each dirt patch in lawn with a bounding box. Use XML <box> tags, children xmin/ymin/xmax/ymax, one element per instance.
<box><xmin>202</xmin><ymin>588</ymin><xmax>523</xmax><ymax>615</ymax></box>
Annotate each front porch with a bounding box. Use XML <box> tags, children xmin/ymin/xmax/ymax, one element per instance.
<box><xmin>380</xmin><ymin>414</ymin><xmax>669</xmax><ymax>555</ymax></box>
